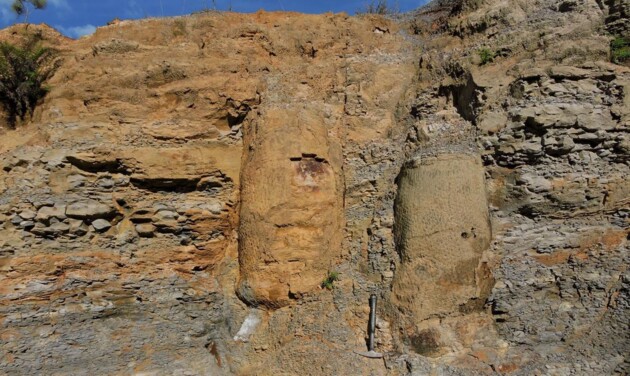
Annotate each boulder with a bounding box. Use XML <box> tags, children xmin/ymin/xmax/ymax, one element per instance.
<box><xmin>18</xmin><ymin>209</ymin><xmax>36</xmax><ymax>220</ymax></box>
<box><xmin>50</xmin><ymin>222</ymin><xmax>70</xmax><ymax>233</ymax></box>
<box><xmin>31</xmin><ymin>222</ymin><xmax>70</xmax><ymax>237</ymax></box>
<box><xmin>19</xmin><ymin>221</ymin><xmax>35</xmax><ymax>230</ymax></box>
<box><xmin>68</xmin><ymin>219</ymin><xmax>89</xmax><ymax>236</ymax></box>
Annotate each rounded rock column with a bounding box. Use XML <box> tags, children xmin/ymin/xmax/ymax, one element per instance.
<box><xmin>391</xmin><ymin>153</ymin><xmax>492</xmax><ymax>354</ymax></box>
<box><xmin>237</xmin><ymin>108</ymin><xmax>344</xmax><ymax>308</ymax></box>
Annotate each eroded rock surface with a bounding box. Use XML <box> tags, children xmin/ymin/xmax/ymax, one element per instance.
<box><xmin>0</xmin><ymin>0</ymin><xmax>628</xmax><ymax>374</ymax></box>
<box><xmin>238</xmin><ymin>108</ymin><xmax>344</xmax><ymax>307</ymax></box>
<box><xmin>392</xmin><ymin>153</ymin><xmax>493</xmax><ymax>356</ymax></box>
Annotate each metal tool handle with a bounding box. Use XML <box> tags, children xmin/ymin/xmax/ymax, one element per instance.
<box><xmin>368</xmin><ymin>294</ymin><xmax>377</xmax><ymax>351</ymax></box>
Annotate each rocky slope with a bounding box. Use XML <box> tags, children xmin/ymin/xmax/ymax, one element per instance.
<box><xmin>0</xmin><ymin>0</ymin><xmax>628</xmax><ymax>375</ymax></box>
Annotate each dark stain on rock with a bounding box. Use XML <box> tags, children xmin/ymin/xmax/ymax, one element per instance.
<box><xmin>407</xmin><ymin>329</ymin><xmax>441</xmax><ymax>356</ymax></box>
<box><xmin>290</xmin><ymin>153</ymin><xmax>330</xmax><ymax>191</ymax></box>
<box><xmin>299</xmin><ymin>159</ymin><xmax>326</xmax><ymax>175</ymax></box>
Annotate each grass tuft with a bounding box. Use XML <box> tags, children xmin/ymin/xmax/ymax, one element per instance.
<box><xmin>477</xmin><ymin>47</ymin><xmax>495</xmax><ymax>65</ymax></box>
<box><xmin>321</xmin><ymin>271</ymin><xmax>340</xmax><ymax>290</ymax></box>
<box><xmin>611</xmin><ymin>36</ymin><xmax>630</xmax><ymax>64</ymax></box>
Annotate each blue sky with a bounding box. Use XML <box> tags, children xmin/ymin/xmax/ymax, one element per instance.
<box><xmin>0</xmin><ymin>0</ymin><xmax>428</xmax><ymax>38</ymax></box>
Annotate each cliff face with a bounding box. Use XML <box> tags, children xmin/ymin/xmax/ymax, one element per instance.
<box><xmin>0</xmin><ymin>1</ymin><xmax>628</xmax><ymax>375</ymax></box>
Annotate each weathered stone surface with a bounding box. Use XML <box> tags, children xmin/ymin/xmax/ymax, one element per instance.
<box><xmin>391</xmin><ymin>153</ymin><xmax>493</xmax><ymax>355</ymax></box>
<box><xmin>0</xmin><ymin>12</ymin><xmax>420</xmax><ymax>375</ymax></box>
<box><xmin>91</xmin><ymin>219</ymin><xmax>112</xmax><ymax>232</ymax></box>
<box><xmin>18</xmin><ymin>209</ymin><xmax>36</xmax><ymax>220</ymax></box>
<box><xmin>0</xmin><ymin>1</ymin><xmax>628</xmax><ymax>375</ymax></box>
<box><xmin>129</xmin><ymin>208</ymin><xmax>155</xmax><ymax>223</ymax></box>
<box><xmin>238</xmin><ymin>108</ymin><xmax>344</xmax><ymax>307</ymax></box>
<box><xmin>31</xmin><ymin>221</ymin><xmax>70</xmax><ymax>237</ymax></box>
<box><xmin>66</xmin><ymin>200</ymin><xmax>116</xmax><ymax>220</ymax></box>
<box><xmin>36</xmin><ymin>205</ymin><xmax>67</xmax><ymax>223</ymax></box>
<box><xmin>478</xmin><ymin>111</ymin><xmax>507</xmax><ymax>134</ymax></box>
<box><xmin>66</xmin><ymin>152</ymin><xmax>121</xmax><ymax>172</ymax></box>
<box><xmin>68</xmin><ymin>218</ymin><xmax>89</xmax><ymax>236</ymax></box>
<box><xmin>135</xmin><ymin>223</ymin><xmax>156</xmax><ymax>237</ymax></box>
<box><xmin>18</xmin><ymin>220</ymin><xmax>35</xmax><ymax>230</ymax></box>
<box><xmin>549</xmin><ymin>65</ymin><xmax>590</xmax><ymax>80</ymax></box>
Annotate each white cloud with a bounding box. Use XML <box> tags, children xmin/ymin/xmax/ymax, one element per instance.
<box><xmin>57</xmin><ymin>23</ymin><xmax>96</xmax><ymax>38</ymax></box>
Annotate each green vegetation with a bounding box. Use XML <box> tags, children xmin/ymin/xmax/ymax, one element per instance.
<box><xmin>360</xmin><ymin>0</ymin><xmax>398</xmax><ymax>15</ymax></box>
<box><xmin>0</xmin><ymin>33</ymin><xmax>58</xmax><ymax>127</ymax></box>
<box><xmin>477</xmin><ymin>47</ymin><xmax>495</xmax><ymax>65</ymax></box>
<box><xmin>11</xmin><ymin>0</ymin><xmax>46</xmax><ymax>24</ymax></box>
<box><xmin>611</xmin><ymin>36</ymin><xmax>630</xmax><ymax>64</ymax></box>
<box><xmin>11</xmin><ymin>0</ymin><xmax>46</xmax><ymax>15</ymax></box>
<box><xmin>321</xmin><ymin>271</ymin><xmax>340</xmax><ymax>290</ymax></box>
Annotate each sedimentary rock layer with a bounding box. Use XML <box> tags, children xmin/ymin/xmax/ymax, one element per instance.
<box><xmin>0</xmin><ymin>0</ymin><xmax>628</xmax><ymax>374</ymax></box>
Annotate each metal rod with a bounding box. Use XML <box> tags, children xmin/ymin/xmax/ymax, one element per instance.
<box><xmin>368</xmin><ymin>294</ymin><xmax>377</xmax><ymax>351</ymax></box>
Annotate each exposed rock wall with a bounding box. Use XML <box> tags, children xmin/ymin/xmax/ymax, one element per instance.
<box><xmin>481</xmin><ymin>54</ymin><xmax>630</xmax><ymax>376</ymax></box>
<box><xmin>605</xmin><ymin>0</ymin><xmax>630</xmax><ymax>37</ymax></box>
<box><xmin>0</xmin><ymin>0</ymin><xmax>628</xmax><ymax>375</ymax></box>
<box><xmin>0</xmin><ymin>12</ymin><xmax>420</xmax><ymax>376</ymax></box>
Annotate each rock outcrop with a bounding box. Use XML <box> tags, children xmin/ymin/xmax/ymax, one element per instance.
<box><xmin>0</xmin><ymin>0</ymin><xmax>628</xmax><ymax>375</ymax></box>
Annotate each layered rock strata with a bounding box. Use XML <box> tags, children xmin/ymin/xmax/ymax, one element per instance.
<box><xmin>0</xmin><ymin>0</ymin><xmax>628</xmax><ymax>374</ymax></box>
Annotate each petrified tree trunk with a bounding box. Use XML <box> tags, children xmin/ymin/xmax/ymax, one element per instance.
<box><xmin>237</xmin><ymin>107</ymin><xmax>344</xmax><ymax>308</ymax></box>
<box><xmin>391</xmin><ymin>153</ymin><xmax>493</xmax><ymax>354</ymax></box>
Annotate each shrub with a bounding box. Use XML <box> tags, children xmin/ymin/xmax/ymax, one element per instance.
<box><xmin>0</xmin><ymin>33</ymin><xmax>58</xmax><ymax>127</ymax></box>
<box><xmin>321</xmin><ymin>271</ymin><xmax>340</xmax><ymax>290</ymax></box>
<box><xmin>611</xmin><ymin>36</ymin><xmax>630</xmax><ymax>64</ymax></box>
<box><xmin>360</xmin><ymin>0</ymin><xmax>398</xmax><ymax>15</ymax></box>
<box><xmin>11</xmin><ymin>0</ymin><xmax>46</xmax><ymax>24</ymax></box>
<box><xmin>172</xmin><ymin>19</ymin><xmax>187</xmax><ymax>37</ymax></box>
<box><xmin>477</xmin><ymin>47</ymin><xmax>495</xmax><ymax>65</ymax></box>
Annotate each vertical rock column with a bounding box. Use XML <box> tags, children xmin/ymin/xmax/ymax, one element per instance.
<box><xmin>237</xmin><ymin>108</ymin><xmax>344</xmax><ymax>308</ymax></box>
<box><xmin>391</xmin><ymin>153</ymin><xmax>493</xmax><ymax>353</ymax></box>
